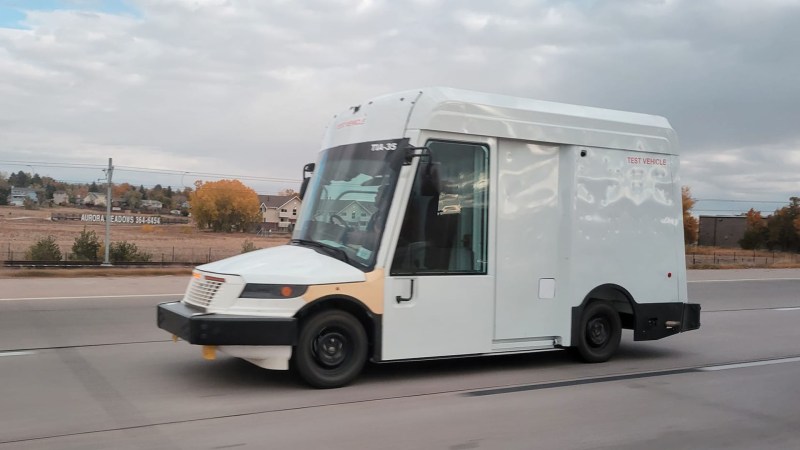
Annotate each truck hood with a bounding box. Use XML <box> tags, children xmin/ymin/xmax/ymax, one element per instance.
<box><xmin>196</xmin><ymin>244</ymin><xmax>366</xmax><ymax>285</ymax></box>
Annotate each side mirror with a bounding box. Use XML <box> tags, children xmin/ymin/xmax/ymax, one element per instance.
<box><xmin>299</xmin><ymin>163</ymin><xmax>315</xmax><ymax>200</ymax></box>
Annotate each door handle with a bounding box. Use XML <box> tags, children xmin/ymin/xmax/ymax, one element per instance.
<box><xmin>395</xmin><ymin>279</ymin><xmax>414</xmax><ymax>303</ymax></box>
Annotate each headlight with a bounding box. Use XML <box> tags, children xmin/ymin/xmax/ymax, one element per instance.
<box><xmin>239</xmin><ymin>284</ymin><xmax>308</xmax><ymax>299</ymax></box>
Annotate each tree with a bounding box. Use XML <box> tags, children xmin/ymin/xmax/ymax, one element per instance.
<box><xmin>0</xmin><ymin>175</ymin><xmax>9</xmax><ymax>206</ymax></box>
<box><xmin>71</xmin><ymin>228</ymin><xmax>101</xmax><ymax>261</ymax></box>
<box><xmin>191</xmin><ymin>179</ymin><xmax>261</xmax><ymax>232</ymax></box>
<box><xmin>45</xmin><ymin>184</ymin><xmax>57</xmax><ymax>201</ymax></box>
<box><xmin>89</xmin><ymin>181</ymin><xmax>99</xmax><ymax>193</ymax></box>
<box><xmin>10</xmin><ymin>170</ymin><xmax>30</xmax><ymax>187</ymax></box>
<box><xmin>124</xmin><ymin>189</ymin><xmax>143</xmax><ymax>209</ymax></box>
<box><xmin>766</xmin><ymin>197</ymin><xmax>800</xmax><ymax>252</ymax></box>
<box><xmin>739</xmin><ymin>208</ymin><xmax>767</xmax><ymax>249</ymax></box>
<box><xmin>113</xmin><ymin>182</ymin><xmax>133</xmax><ymax>198</ymax></box>
<box><xmin>681</xmin><ymin>186</ymin><xmax>699</xmax><ymax>245</ymax></box>
<box><xmin>26</xmin><ymin>236</ymin><xmax>62</xmax><ymax>261</ymax></box>
<box><xmin>278</xmin><ymin>188</ymin><xmax>298</xmax><ymax>197</ymax></box>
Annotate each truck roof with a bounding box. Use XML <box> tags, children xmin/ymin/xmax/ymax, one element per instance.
<box><xmin>403</xmin><ymin>87</ymin><xmax>678</xmax><ymax>155</ymax></box>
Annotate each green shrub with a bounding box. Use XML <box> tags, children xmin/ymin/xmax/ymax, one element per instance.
<box><xmin>71</xmin><ymin>227</ymin><xmax>101</xmax><ymax>261</ymax></box>
<box><xmin>26</xmin><ymin>236</ymin><xmax>62</xmax><ymax>261</ymax></box>
<box><xmin>241</xmin><ymin>240</ymin><xmax>258</xmax><ymax>253</ymax></box>
<box><xmin>109</xmin><ymin>241</ymin><xmax>152</xmax><ymax>263</ymax></box>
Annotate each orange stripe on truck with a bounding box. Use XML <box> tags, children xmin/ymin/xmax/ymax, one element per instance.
<box><xmin>302</xmin><ymin>269</ymin><xmax>385</xmax><ymax>314</ymax></box>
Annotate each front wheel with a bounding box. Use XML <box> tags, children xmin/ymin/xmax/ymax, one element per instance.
<box><xmin>574</xmin><ymin>301</ymin><xmax>621</xmax><ymax>363</ymax></box>
<box><xmin>292</xmin><ymin>310</ymin><xmax>367</xmax><ymax>388</ymax></box>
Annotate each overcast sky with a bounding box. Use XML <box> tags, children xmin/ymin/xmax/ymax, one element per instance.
<box><xmin>1</xmin><ymin>0</ymin><xmax>799</xmax><ymax>214</ymax></box>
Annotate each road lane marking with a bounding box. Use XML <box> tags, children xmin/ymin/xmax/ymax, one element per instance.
<box><xmin>700</xmin><ymin>356</ymin><xmax>800</xmax><ymax>371</ymax></box>
<box><xmin>774</xmin><ymin>307</ymin><xmax>800</xmax><ymax>311</ymax></box>
<box><xmin>689</xmin><ymin>278</ymin><xmax>800</xmax><ymax>283</ymax></box>
<box><xmin>465</xmin><ymin>355</ymin><xmax>800</xmax><ymax>396</ymax></box>
<box><xmin>465</xmin><ymin>368</ymin><xmax>698</xmax><ymax>396</ymax></box>
<box><xmin>0</xmin><ymin>293</ymin><xmax>184</xmax><ymax>301</ymax></box>
<box><xmin>0</xmin><ymin>351</ymin><xmax>36</xmax><ymax>357</ymax></box>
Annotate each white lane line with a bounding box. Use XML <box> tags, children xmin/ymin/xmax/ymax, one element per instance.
<box><xmin>0</xmin><ymin>351</ymin><xmax>36</xmax><ymax>357</ymax></box>
<box><xmin>774</xmin><ymin>307</ymin><xmax>800</xmax><ymax>311</ymax></box>
<box><xmin>700</xmin><ymin>356</ymin><xmax>800</xmax><ymax>371</ymax></box>
<box><xmin>689</xmin><ymin>278</ymin><xmax>800</xmax><ymax>283</ymax></box>
<box><xmin>0</xmin><ymin>293</ymin><xmax>183</xmax><ymax>301</ymax></box>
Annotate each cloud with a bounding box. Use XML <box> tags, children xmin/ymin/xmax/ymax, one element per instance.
<box><xmin>0</xmin><ymin>0</ymin><xmax>798</xmax><ymax>205</ymax></box>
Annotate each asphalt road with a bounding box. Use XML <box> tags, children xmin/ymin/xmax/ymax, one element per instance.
<box><xmin>1</xmin><ymin>270</ymin><xmax>799</xmax><ymax>449</ymax></box>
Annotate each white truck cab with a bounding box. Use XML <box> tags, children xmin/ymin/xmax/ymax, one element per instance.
<box><xmin>158</xmin><ymin>87</ymin><xmax>700</xmax><ymax>388</ymax></box>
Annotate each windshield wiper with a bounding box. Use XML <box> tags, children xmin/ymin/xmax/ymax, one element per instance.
<box><xmin>290</xmin><ymin>239</ymin><xmax>350</xmax><ymax>264</ymax></box>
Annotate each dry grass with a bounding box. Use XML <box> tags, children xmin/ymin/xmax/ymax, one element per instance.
<box><xmin>0</xmin><ymin>267</ymin><xmax>193</xmax><ymax>278</ymax></box>
<box><xmin>0</xmin><ymin>205</ymin><xmax>290</xmax><ymax>263</ymax></box>
<box><xmin>686</xmin><ymin>246</ymin><xmax>800</xmax><ymax>269</ymax></box>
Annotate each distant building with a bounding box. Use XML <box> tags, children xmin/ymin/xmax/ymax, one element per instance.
<box><xmin>140</xmin><ymin>199</ymin><xmax>163</xmax><ymax>210</ymax></box>
<box><xmin>698</xmin><ymin>215</ymin><xmax>747</xmax><ymax>248</ymax></box>
<box><xmin>258</xmin><ymin>195</ymin><xmax>301</xmax><ymax>231</ymax></box>
<box><xmin>52</xmin><ymin>191</ymin><xmax>68</xmax><ymax>205</ymax></box>
<box><xmin>83</xmin><ymin>192</ymin><xmax>107</xmax><ymax>207</ymax></box>
<box><xmin>8</xmin><ymin>187</ymin><xmax>38</xmax><ymax>206</ymax></box>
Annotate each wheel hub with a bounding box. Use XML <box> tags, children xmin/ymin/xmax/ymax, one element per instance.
<box><xmin>313</xmin><ymin>330</ymin><xmax>348</xmax><ymax>367</ymax></box>
<box><xmin>587</xmin><ymin>317</ymin><xmax>610</xmax><ymax>347</ymax></box>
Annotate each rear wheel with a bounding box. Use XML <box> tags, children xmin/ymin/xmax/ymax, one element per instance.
<box><xmin>293</xmin><ymin>310</ymin><xmax>367</xmax><ymax>388</ymax></box>
<box><xmin>575</xmin><ymin>301</ymin><xmax>621</xmax><ymax>363</ymax></box>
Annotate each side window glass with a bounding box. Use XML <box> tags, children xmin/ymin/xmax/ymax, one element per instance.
<box><xmin>391</xmin><ymin>140</ymin><xmax>489</xmax><ymax>275</ymax></box>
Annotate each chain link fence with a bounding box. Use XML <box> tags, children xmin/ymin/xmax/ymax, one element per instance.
<box><xmin>2</xmin><ymin>243</ymin><xmax>242</xmax><ymax>266</ymax></box>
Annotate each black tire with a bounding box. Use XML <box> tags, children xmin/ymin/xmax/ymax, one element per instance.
<box><xmin>292</xmin><ymin>310</ymin><xmax>367</xmax><ymax>388</ymax></box>
<box><xmin>575</xmin><ymin>301</ymin><xmax>621</xmax><ymax>363</ymax></box>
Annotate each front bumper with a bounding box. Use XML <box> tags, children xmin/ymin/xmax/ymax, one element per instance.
<box><xmin>157</xmin><ymin>301</ymin><xmax>297</xmax><ymax>346</ymax></box>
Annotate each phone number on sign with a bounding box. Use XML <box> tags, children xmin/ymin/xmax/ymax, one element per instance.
<box><xmin>80</xmin><ymin>214</ymin><xmax>162</xmax><ymax>225</ymax></box>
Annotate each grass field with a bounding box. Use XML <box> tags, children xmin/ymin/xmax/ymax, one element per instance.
<box><xmin>2</xmin><ymin>205</ymin><xmax>798</xmax><ymax>274</ymax></box>
<box><xmin>0</xmin><ymin>205</ymin><xmax>290</xmax><ymax>264</ymax></box>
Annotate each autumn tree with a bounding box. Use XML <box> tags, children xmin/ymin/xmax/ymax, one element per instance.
<box><xmin>191</xmin><ymin>179</ymin><xmax>261</xmax><ymax>232</ymax></box>
<box><xmin>682</xmin><ymin>186</ymin><xmax>699</xmax><ymax>245</ymax></box>
<box><xmin>739</xmin><ymin>208</ymin><xmax>767</xmax><ymax>249</ymax></box>
<box><xmin>113</xmin><ymin>182</ymin><xmax>133</xmax><ymax>198</ymax></box>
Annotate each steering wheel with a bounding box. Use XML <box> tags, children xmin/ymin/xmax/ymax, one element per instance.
<box><xmin>330</xmin><ymin>214</ymin><xmax>351</xmax><ymax>230</ymax></box>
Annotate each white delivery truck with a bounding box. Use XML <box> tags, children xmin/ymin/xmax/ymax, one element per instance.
<box><xmin>158</xmin><ymin>87</ymin><xmax>700</xmax><ymax>388</ymax></box>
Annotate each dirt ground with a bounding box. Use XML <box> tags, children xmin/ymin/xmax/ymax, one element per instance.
<box><xmin>0</xmin><ymin>205</ymin><xmax>290</xmax><ymax>263</ymax></box>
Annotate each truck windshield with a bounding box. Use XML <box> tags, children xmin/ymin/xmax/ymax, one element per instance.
<box><xmin>293</xmin><ymin>138</ymin><xmax>408</xmax><ymax>271</ymax></box>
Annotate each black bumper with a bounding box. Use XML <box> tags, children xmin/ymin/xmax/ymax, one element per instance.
<box><xmin>157</xmin><ymin>301</ymin><xmax>297</xmax><ymax>346</ymax></box>
<box><xmin>633</xmin><ymin>302</ymin><xmax>701</xmax><ymax>341</ymax></box>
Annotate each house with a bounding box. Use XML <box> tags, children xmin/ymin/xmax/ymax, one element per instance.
<box><xmin>140</xmin><ymin>199</ymin><xmax>163</xmax><ymax>210</ymax></box>
<box><xmin>258</xmin><ymin>195</ymin><xmax>302</xmax><ymax>231</ymax></box>
<box><xmin>52</xmin><ymin>191</ymin><xmax>68</xmax><ymax>206</ymax></box>
<box><xmin>8</xmin><ymin>187</ymin><xmax>39</xmax><ymax>206</ymax></box>
<box><xmin>83</xmin><ymin>192</ymin><xmax>107</xmax><ymax>207</ymax></box>
<box><xmin>335</xmin><ymin>200</ymin><xmax>376</xmax><ymax>230</ymax></box>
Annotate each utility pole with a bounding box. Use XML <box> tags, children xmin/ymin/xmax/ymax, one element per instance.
<box><xmin>102</xmin><ymin>158</ymin><xmax>114</xmax><ymax>266</ymax></box>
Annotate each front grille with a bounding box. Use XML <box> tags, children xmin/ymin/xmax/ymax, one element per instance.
<box><xmin>185</xmin><ymin>277</ymin><xmax>223</xmax><ymax>308</ymax></box>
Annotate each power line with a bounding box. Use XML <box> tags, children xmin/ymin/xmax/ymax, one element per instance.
<box><xmin>0</xmin><ymin>159</ymin><xmax>301</xmax><ymax>184</ymax></box>
<box><xmin>115</xmin><ymin>167</ymin><xmax>299</xmax><ymax>183</ymax></box>
<box><xmin>695</xmin><ymin>198</ymin><xmax>787</xmax><ymax>204</ymax></box>
<box><xmin>0</xmin><ymin>160</ymin><xmax>106</xmax><ymax>169</ymax></box>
